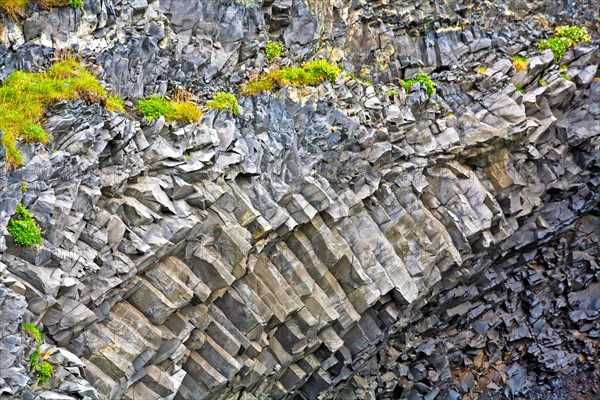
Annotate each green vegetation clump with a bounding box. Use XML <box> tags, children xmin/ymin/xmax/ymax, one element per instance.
<box><xmin>476</xmin><ymin>66</ymin><xmax>488</xmax><ymax>75</ymax></box>
<box><xmin>7</xmin><ymin>204</ymin><xmax>43</xmax><ymax>246</ymax></box>
<box><xmin>207</xmin><ymin>92</ymin><xmax>240</xmax><ymax>116</ymax></box>
<box><xmin>136</xmin><ymin>96</ymin><xmax>202</xmax><ymax>123</ymax></box>
<box><xmin>0</xmin><ymin>0</ymin><xmax>28</xmax><ymax>19</ymax></box>
<box><xmin>21</xmin><ymin>182</ymin><xmax>27</xmax><ymax>193</ymax></box>
<box><xmin>385</xmin><ymin>89</ymin><xmax>399</xmax><ymax>97</ymax></box>
<box><xmin>265</xmin><ymin>41</ymin><xmax>285</xmax><ymax>61</ymax></box>
<box><xmin>67</xmin><ymin>0</ymin><xmax>83</xmax><ymax>8</ymax></box>
<box><xmin>560</xmin><ymin>72</ymin><xmax>571</xmax><ymax>81</ymax></box>
<box><xmin>241</xmin><ymin>59</ymin><xmax>343</xmax><ymax>96</ymax></box>
<box><xmin>401</xmin><ymin>72</ymin><xmax>435</xmax><ymax>97</ymax></box>
<box><xmin>0</xmin><ymin>58</ymin><xmax>115</xmax><ymax>168</ymax></box>
<box><xmin>22</xmin><ymin>323</ymin><xmax>54</xmax><ymax>384</ymax></box>
<box><xmin>538</xmin><ymin>25</ymin><xmax>591</xmax><ymax>61</ymax></box>
<box><xmin>106</xmin><ymin>96</ymin><xmax>125</xmax><ymax>113</ymax></box>
<box><xmin>0</xmin><ymin>0</ymin><xmax>82</xmax><ymax>18</ymax></box>
<box><xmin>512</xmin><ymin>55</ymin><xmax>528</xmax><ymax>72</ymax></box>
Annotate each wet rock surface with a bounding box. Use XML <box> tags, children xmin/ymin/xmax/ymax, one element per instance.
<box><xmin>1</xmin><ymin>0</ymin><xmax>599</xmax><ymax>399</ymax></box>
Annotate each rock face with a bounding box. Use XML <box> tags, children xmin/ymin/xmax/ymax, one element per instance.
<box><xmin>1</xmin><ymin>1</ymin><xmax>599</xmax><ymax>399</ymax></box>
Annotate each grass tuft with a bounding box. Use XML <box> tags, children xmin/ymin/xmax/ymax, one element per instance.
<box><xmin>0</xmin><ymin>58</ymin><xmax>112</xmax><ymax>168</ymax></box>
<box><xmin>241</xmin><ymin>59</ymin><xmax>342</xmax><ymax>96</ymax></box>
<box><xmin>0</xmin><ymin>0</ymin><xmax>28</xmax><ymax>19</ymax></box>
<box><xmin>207</xmin><ymin>92</ymin><xmax>240</xmax><ymax>115</ymax></box>
<box><xmin>136</xmin><ymin>96</ymin><xmax>202</xmax><ymax>123</ymax></box>
<box><xmin>106</xmin><ymin>96</ymin><xmax>125</xmax><ymax>113</ymax></box>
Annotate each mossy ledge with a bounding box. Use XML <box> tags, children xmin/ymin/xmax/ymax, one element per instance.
<box><xmin>0</xmin><ymin>58</ymin><xmax>119</xmax><ymax>168</ymax></box>
<box><xmin>241</xmin><ymin>59</ymin><xmax>343</xmax><ymax>96</ymax></box>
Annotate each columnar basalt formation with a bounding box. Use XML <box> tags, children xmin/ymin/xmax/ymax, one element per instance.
<box><xmin>0</xmin><ymin>1</ymin><xmax>599</xmax><ymax>399</ymax></box>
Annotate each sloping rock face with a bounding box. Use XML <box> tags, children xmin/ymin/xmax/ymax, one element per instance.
<box><xmin>1</xmin><ymin>1</ymin><xmax>599</xmax><ymax>399</ymax></box>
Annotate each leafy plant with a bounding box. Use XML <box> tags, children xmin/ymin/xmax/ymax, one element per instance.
<box><xmin>512</xmin><ymin>55</ymin><xmax>528</xmax><ymax>72</ymax></box>
<box><xmin>7</xmin><ymin>204</ymin><xmax>42</xmax><ymax>246</ymax></box>
<box><xmin>136</xmin><ymin>96</ymin><xmax>202</xmax><ymax>123</ymax></box>
<box><xmin>207</xmin><ymin>92</ymin><xmax>240</xmax><ymax>115</ymax></box>
<box><xmin>401</xmin><ymin>72</ymin><xmax>436</xmax><ymax>97</ymax></box>
<box><xmin>385</xmin><ymin>89</ymin><xmax>399</xmax><ymax>97</ymax></box>
<box><xmin>265</xmin><ymin>41</ymin><xmax>285</xmax><ymax>61</ymax></box>
<box><xmin>538</xmin><ymin>25</ymin><xmax>591</xmax><ymax>62</ymax></box>
<box><xmin>538</xmin><ymin>37</ymin><xmax>571</xmax><ymax>62</ymax></box>
<box><xmin>0</xmin><ymin>58</ymin><xmax>113</xmax><ymax>168</ymax></box>
<box><xmin>21</xmin><ymin>182</ymin><xmax>27</xmax><ymax>193</ymax></box>
<box><xmin>476</xmin><ymin>66</ymin><xmax>488</xmax><ymax>75</ymax></box>
<box><xmin>241</xmin><ymin>59</ymin><xmax>343</xmax><ymax>95</ymax></box>
<box><xmin>22</xmin><ymin>324</ymin><xmax>54</xmax><ymax>384</ymax></box>
<box><xmin>539</xmin><ymin>78</ymin><xmax>547</xmax><ymax>85</ymax></box>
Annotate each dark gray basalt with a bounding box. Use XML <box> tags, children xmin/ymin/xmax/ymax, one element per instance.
<box><xmin>0</xmin><ymin>1</ymin><xmax>599</xmax><ymax>399</ymax></box>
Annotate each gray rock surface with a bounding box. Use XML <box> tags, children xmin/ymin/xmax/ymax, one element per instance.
<box><xmin>1</xmin><ymin>0</ymin><xmax>599</xmax><ymax>399</ymax></box>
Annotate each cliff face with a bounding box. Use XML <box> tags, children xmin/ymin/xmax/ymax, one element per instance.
<box><xmin>0</xmin><ymin>1</ymin><xmax>599</xmax><ymax>399</ymax></box>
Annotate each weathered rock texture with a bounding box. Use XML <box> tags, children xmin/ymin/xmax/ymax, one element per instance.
<box><xmin>1</xmin><ymin>1</ymin><xmax>599</xmax><ymax>399</ymax></box>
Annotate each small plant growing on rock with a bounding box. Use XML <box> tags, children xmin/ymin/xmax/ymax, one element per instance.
<box><xmin>512</xmin><ymin>55</ymin><xmax>528</xmax><ymax>72</ymax></box>
<box><xmin>538</xmin><ymin>25</ymin><xmax>591</xmax><ymax>62</ymax></box>
<box><xmin>560</xmin><ymin>72</ymin><xmax>571</xmax><ymax>81</ymax></box>
<box><xmin>7</xmin><ymin>204</ymin><xmax>42</xmax><ymax>246</ymax></box>
<box><xmin>21</xmin><ymin>182</ymin><xmax>27</xmax><ymax>193</ymax></box>
<box><xmin>401</xmin><ymin>72</ymin><xmax>435</xmax><ymax>97</ymax></box>
<box><xmin>539</xmin><ymin>78</ymin><xmax>547</xmax><ymax>85</ymax></box>
<box><xmin>22</xmin><ymin>323</ymin><xmax>54</xmax><ymax>384</ymax></box>
<box><xmin>513</xmin><ymin>83</ymin><xmax>524</xmax><ymax>93</ymax></box>
<box><xmin>207</xmin><ymin>92</ymin><xmax>240</xmax><ymax>115</ymax></box>
<box><xmin>385</xmin><ymin>89</ymin><xmax>399</xmax><ymax>97</ymax></box>
<box><xmin>106</xmin><ymin>96</ymin><xmax>125</xmax><ymax>113</ymax></box>
<box><xmin>476</xmin><ymin>66</ymin><xmax>488</xmax><ymax>75</ymax></box>
<box><xmin>265</xmin><ymin>41</ymin><xmax>285</xmax><ymax>61</ymax></box>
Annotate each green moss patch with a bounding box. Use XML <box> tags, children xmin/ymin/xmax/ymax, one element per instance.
<box><xmin>241</xmin><ymin>59</ymin><xmax>343</xmax><ymax>96</ymax></box>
